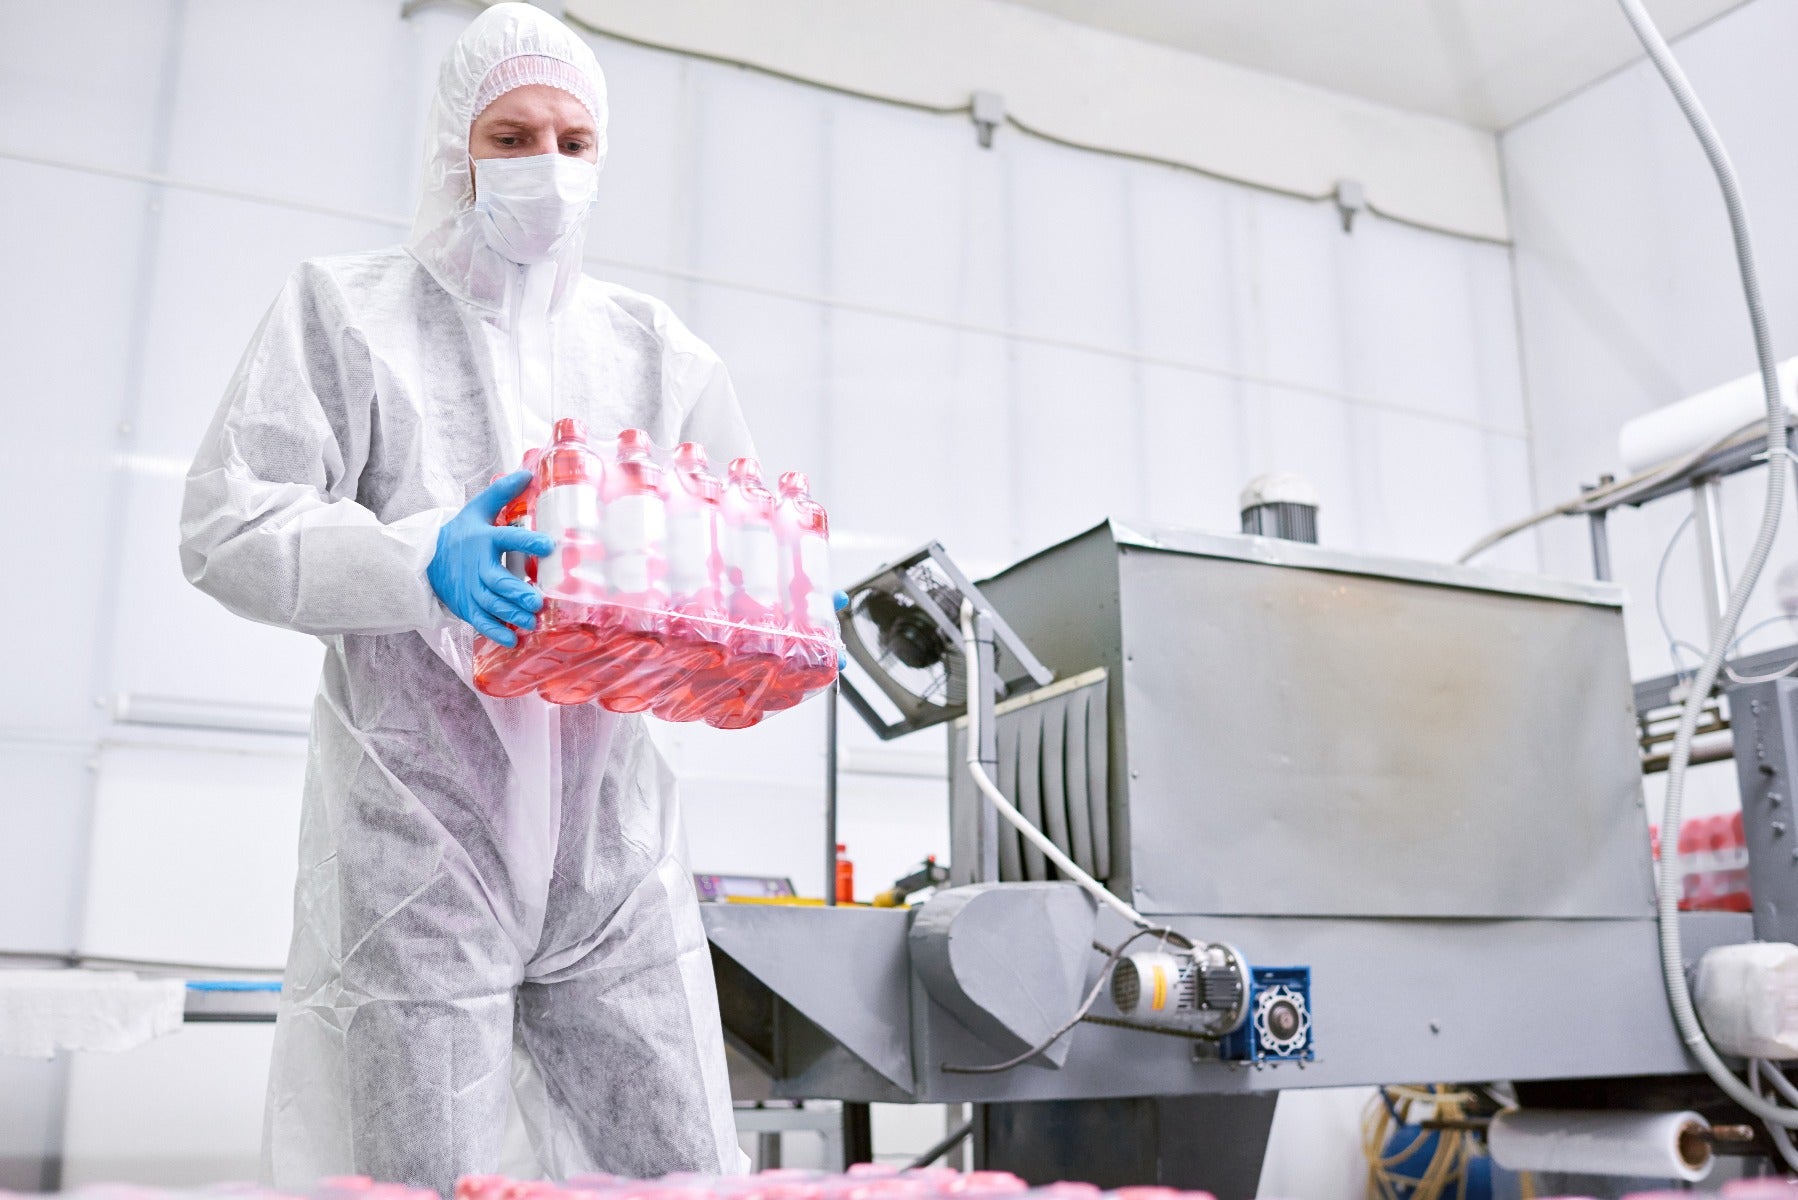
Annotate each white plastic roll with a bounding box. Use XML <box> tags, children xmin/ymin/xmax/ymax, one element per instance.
<box><xmin>1486</xmin><ymin>1109</ymin><xmax>1712</xmax><ymax>1183</ymax></box>
<box><xmin>1696</xmin><ymin>941</ymin><xmax>1798</xmax><ymax>1059</ymax></box>
<box><xmin>1617</xmin><ymin>358</ymin><xmax>1798</xmax><ymax>473</ymax></box>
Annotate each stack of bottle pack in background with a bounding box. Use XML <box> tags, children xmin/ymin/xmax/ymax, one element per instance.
<box><xmin>1650</xmin><ymin>814</ymin><xmax>1753</xmax><ymax>913</ymax></box>
<box><xmin>473</xmin><ymin>420</ymin><xmax>841</xmax><ymax>729</ymax></box>
<box><xmin>458</xmin><ymin>1169</ymin><xmax>1211</xmax><ymax>1200</ymax></box>
<box><xmin>16</xmin><ymin>1171</ymin><xmax>1798</xmax><ymax>1200</ymax></box>
<box><xmin>0</xmin><ymin>1171</ymin><xmax>1215</xmax><ymax>1200</ymax></box>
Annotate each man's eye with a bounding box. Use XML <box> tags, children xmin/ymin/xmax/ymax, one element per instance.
<box><xmin>497</xmin><ymin>136</ymin><xmax>518</xmax><ymax>146</ymax></box>
<box><xmin>563</xmin><ymin>141</ymin><xmax>587</xmax><ymax>154</ymax></box>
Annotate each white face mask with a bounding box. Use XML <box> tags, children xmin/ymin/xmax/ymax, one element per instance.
<box><xmin>472</xmin><ymin>153</ymin><xmax>599</xmax><ymax>265</ymax></box>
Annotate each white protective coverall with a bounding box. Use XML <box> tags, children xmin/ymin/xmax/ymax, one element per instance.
<box><xmin>179</xmin><ymin>4</ymin><xmax>748</xmax><ymax>1189</ymax></box>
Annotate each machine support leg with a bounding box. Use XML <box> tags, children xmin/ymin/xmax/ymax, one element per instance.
<box><xmin>1583</xmin><ymin>476</ymin><xmax>1615</xmax><ymax>582</ymax></box>
<box><xmin>825</xmin><ymin>681</ymin><xmax>839</xmax><ymax>905</ymax></box>
<box><xmin>972</xmin><ymin>611</ymin><xmax>1000</xmax><ymax>884</ymax></box>
<box><xmin>842</xmin><ymin>1101</ymin><xmax>873</xmax><ymax>1166</ymax></box>
<box><xmin>1692</xmin><ymin>478</ymin><xmax>1732</xmax><ymax>639</ymax></box>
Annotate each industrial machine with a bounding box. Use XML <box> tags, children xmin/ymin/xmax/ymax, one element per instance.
<box><xmin>701</xmin><ymin>517</ymin><xmax>1752</xmax><ymax>1193</ymax></box>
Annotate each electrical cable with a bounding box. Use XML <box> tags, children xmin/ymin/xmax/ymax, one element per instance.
<box><xmin>1612</xmin><ymin>0</ymin><xmax>1798</xmax><ymax>1134</ymax></box>
<box><xmin>1750</xmin><ymin>1061</ymin><xmax>1798</xmax><ymax>1172</ymax></box>
<box><xmin>1457</xmin><ymin>416</ymin><xmax>1767</xmax><ymax>564</ymax></box>
<box><xmin>959</xmin><ymin>599</ymin><xmax>1152</xmax><ymax>930</ymax></box>
<box><xmin>904</xmin><ymin>1120</ymin><xmax>974</xmax><ymax>1169</ymax></box>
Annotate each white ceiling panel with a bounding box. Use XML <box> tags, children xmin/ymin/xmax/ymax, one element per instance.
<box><xmin>997</xmin><ymin>0</ymin><xmax>1749</xmax><ymax>130</ymax></box>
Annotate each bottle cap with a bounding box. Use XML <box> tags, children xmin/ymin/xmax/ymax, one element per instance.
<box><xmin>673</xmin><ymin>441</ymin><xmax>709</xmax><ymax>470</ymax></box>
<box><xmin>728</xmin><ymin>456</ymin><xmax>764</xmax><ymax>482</ymax></box>
<box><xmin>617</xmin><ymin>427</ymin><xmax>654</xmax><ymax>460</ymax></box>
<box><xmin>778</xmin><ymin>470</ymin><xmax>811</xmax><ymax>496</ymax></box>
<box><xmin>552</xmin><ymin>417</ymin><xmax>588</xmax><ymax>443</ymax></box>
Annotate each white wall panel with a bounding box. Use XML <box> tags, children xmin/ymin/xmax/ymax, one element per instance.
<box><xmin>1340</xmin><ymin>224</ymin><xmax>1523</xmax><ymax>433</ymax></box>
<box><xmin>585</xmin><ymin>42</ymin><xmax>692</xmax><ymax>270</ymax></box>
<box><xmin>826</xmin><ymin>98</ymin><xmax>1001</xmax><ymax>327</ymax></box>
<box><xmin>63</xmin><ymin>1024</ymin><xmax>273</xmax><ymax>1187</ymax></box>
<box><xmin>1005</xmin><ymin>139</ymin><xmax>1135</xmax><ymax>350</ymax></box>
<box><xmin>0</xmin><ymin>161</ymin><xmax>149</xmax><ymax>735</ymax></box>
<box><xmin>1010</xmin><ymin>345</ymin><xmax>1145</xmax><ymax>554</ymax></box>
<box><xmin>0</xmin><ymin>743</ymin><xmax>93</xmax><ymax>953</ymax></box>
<box><xmin>1140</xmin><ymin>368</ymin><xmax>1258</xmax><ymax>536</ymax></box>
<box><xmin>163</xmin><ymin>0</ymin><xmax>456</xmax><ymax>220</ymax></box>
<box><xmin>1240</xmin><ymin>193</ymin><xmax>1349</xmax><ymax>403</ymax></box>
<box><xmin>81</xmin><ymin>743</ymin><xmax>303</xmax><ymax>968</ymax></box>
<box><xmin>821</xmin><ymin>314</ymin><xmax>1015</xmax><ymax>574</ymax></box>
<box><xmin>687</xmin><ymin>68</ymin><xmax>830</xmax><ymax>296</ymax></box>
<box><xmin>1504</xmin><ymin>0</ymin><xmax>1798</xmax><ymax>673</ymax></box>
<box><xmin>1126</xmin><ymin>167</ymin><xmax>1244</xmax><ymax>373</ymax></box>
<box><xmin>132</xmin><ymin>190</ymin><xmax>399</xmax><ymax>461</ymax></box>
<box><xmin>0</xmin><ymin>0</ymin><xmax>174</xmax><ymax>174</ymax></box>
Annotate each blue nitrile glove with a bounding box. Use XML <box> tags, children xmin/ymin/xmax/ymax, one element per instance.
<box><xmin>835</xmin><ymin>590</ymin><xmax>850</xmax><ymax>670</ymax></box>
<box><xmin>427</xmin><ymin>470</ymin><xmax>554</xmax><ymax>647</ymax></box>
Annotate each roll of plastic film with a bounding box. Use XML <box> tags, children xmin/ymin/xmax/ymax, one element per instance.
<box><xmin>1616</xmin><ymin>358</ymin><xmax>1798</xmax><ymax>473</ymax></box>
<box><xmin>1486</xmin><ymin>1109</ymin><xmax>1713</xmax><ymax>1183</ymax></box>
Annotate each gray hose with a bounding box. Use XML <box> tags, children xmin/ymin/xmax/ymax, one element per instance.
<box><xmin>1616</xmin><ymin>0</ymin><xmax>1798</xmax><ymax>1128</ymax></box>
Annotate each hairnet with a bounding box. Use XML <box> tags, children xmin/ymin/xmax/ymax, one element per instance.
<box><xmin>410</xmin><ymin>3</ymin><xmax>609</xmax><ymax>311</ymax></box>
<box><xmin>472</xmin><ymin>53</ymin><xmax>602</xmax><ymax>127</ymax></box>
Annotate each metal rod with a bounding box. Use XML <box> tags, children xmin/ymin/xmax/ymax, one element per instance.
<box><xmin>1584</xmin><ymin>476</ymin><xmax>1615</xmax><ymax>581</ymax></box>
<box><xmin>825</xmin><ymin>680</ymin><xmax>839</xmax><ymax>905</ymax></box>
<box><xmin>1692</xmin><ymin>478</ymin><xmax>1732</xmax><ymax>639</ymax></box>
<box><xmin>905</xmin><ymin>1121</ymin><xmax>974</xmax><ymax>1170</ymax></box>
<box><xmin>973</xmin><ymin>611</ymin><xmax>1000</xmax><ymax>884</ymax></box>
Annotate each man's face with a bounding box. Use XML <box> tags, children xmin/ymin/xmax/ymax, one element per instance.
<box><xmin>469</xmin><ymin>83</ymin><xmax>597</xmax><ymax>166</ymax></box>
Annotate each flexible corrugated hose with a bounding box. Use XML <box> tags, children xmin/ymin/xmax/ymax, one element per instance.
<box><xmin>1615</xmin><ymin>0</ymin><xmax>1798</xmax><ymax>1133</ymax></box>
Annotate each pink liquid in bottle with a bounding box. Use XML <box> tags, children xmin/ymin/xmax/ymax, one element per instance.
<box><xmin>704</xmin><ymin>457</ymin><xmax>785</xmax><ymax>728</ymax></box>
<box><xmin>651</xmin><ymin>442</ymin><xmax>732</xmax><ymax>723</ymax></box>
<box><xmin>530</xmin><ymin>418</ymin><xmax>613</xmax><ymax>705</ymax></box>
<box><xmin>762</xmin><ymin>469</ymin><xmax>837</xmax><ymax>712</ymax></box>
<box><xmin>591</xmin><ymin>428</ymin><xmax>672</xmax><ymax>712</ymax></box>
<box><xmin>474</xmin><ymin>450</ymin><xmax>569</xmax><ymax>699</ymax></box>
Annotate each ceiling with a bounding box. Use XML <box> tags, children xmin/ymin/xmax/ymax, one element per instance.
<box><xmin>998</xmin><ymin>0</ymin><xmax>1749</xmax><ymax>131</ymax></box>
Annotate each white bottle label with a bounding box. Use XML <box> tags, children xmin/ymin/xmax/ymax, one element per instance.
<box><xmin>801</xmin><ymin>536</ymin><xmax>833</xmax><ymax>628</ymax></box>
<box><xmin>667</xmin><ymin>508</ymin><xmax>713</xmax><ymax>597</ymax></box>
<box><xmin>535</xmin><ymin>483</ymin><xmax>601</xmax><ymax>596</ymax></box>
<box><xmin>606</xmin><ymin>492</ymin><xmax>667</xmax><ymax>597</ymax></box>
<box><xmin>732</xmin><ymin>525</ymin><xmax>779</xmax><ymax>607</ymax></box>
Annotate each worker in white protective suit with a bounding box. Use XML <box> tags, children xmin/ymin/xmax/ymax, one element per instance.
<box><xmin>179</xmin><ymin>4</ymin><xmax>748</xmax><ymax>1190</ymax></box>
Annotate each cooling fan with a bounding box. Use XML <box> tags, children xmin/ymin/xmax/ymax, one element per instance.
<box><xmin>837</xmin><ymin>543</ymin><xmax>1051</xmax><ymax>739</ymax></box>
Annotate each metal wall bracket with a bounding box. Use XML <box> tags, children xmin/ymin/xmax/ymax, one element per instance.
<box><xmin>972</xmin><ymin>91</ymin><xmax>1006</xmax><ymax>149</ymax></box>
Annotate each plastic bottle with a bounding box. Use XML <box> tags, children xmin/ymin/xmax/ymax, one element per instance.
<box><xmin>651</xmin><ymin>442</ymin><xmax>733</xmax><ymax>723</ymax></box>
<box><xmin>764</xmin><ymin>470</ymin><xmax>838</xmax><ymax>712</ymax></box>
<box><xmin>836</xmin><ymin>843</ymin><xmax>854</xmax><ymax>903</ymax></box>
<box><xmin>531</xmin><ymin>419</ymin><xmax>612</xmax><ymax>705</ymax></box>
<box><xmin>704</xmin><ymin>457</ymin><xmax>785</xmax><ymax>728</ymax></box>
<box><xmin>474</xmin><ymin>452</ymin><xmax>547</xmax><ymax>698</ymax></box>
<box><xmin>590</xmin><ymin>428</ymin><xmax>672</xmax><ymax>713</ymax></box>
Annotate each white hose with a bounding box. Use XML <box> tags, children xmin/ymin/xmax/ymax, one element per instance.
<box><xmin>959</xmin><ymin>600</ymin><xmax>1151</xmax><ymax>930</ymax></box>
<box><xmin>1751</xmin><ymin>1061</ymin><xmax>1798</xmax><ymax>1170</ymax></box>
<box><xmin>1617</xmin><ymin>0</ymin><xmax>1798</xmax><ymax>1130</ymax></box>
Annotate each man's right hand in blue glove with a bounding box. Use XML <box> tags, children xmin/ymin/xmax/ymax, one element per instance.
<box><xmin>427</xmin><ymin>470</ymin><xmax>555</xmax><ymax>647</ymax></box>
